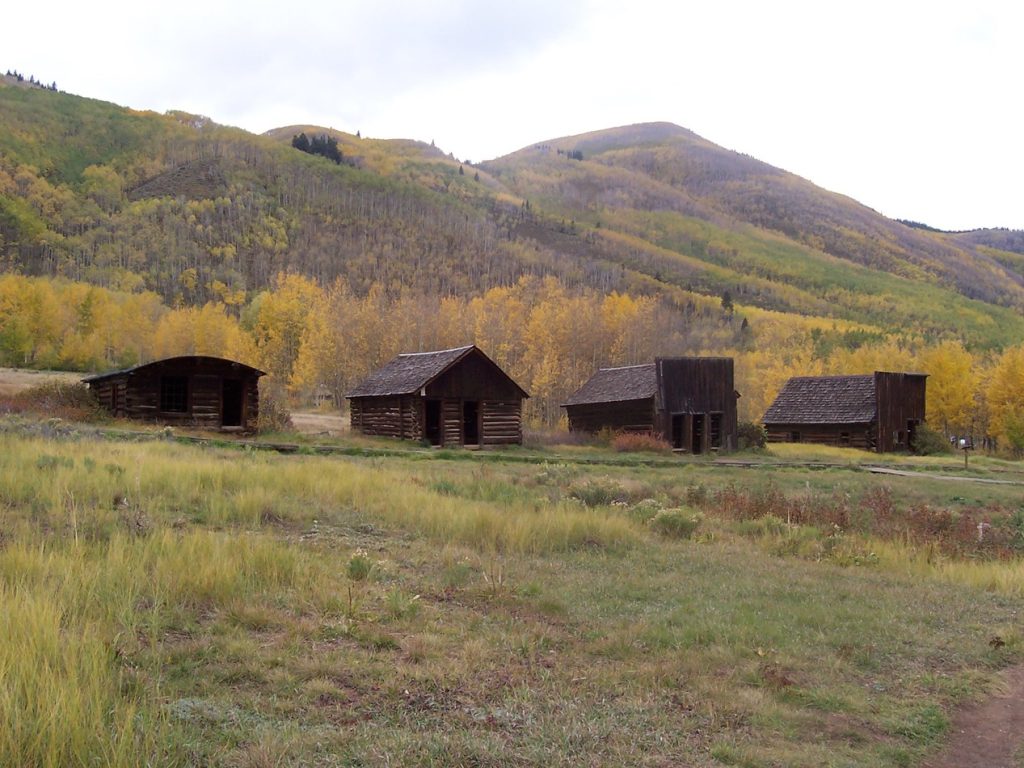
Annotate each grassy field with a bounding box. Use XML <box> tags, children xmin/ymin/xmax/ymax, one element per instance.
<box><xmin>1</xmin><ymin>415</ymin><xmax>1022</xmax><ymax>767</ymax></box>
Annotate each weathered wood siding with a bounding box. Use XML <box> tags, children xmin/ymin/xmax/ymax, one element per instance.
<box><xmin>351</xmin><ymin>396</ymin><xmax>424</xmax><ymax>441</ymax></box>
<box><xmin>564</xmin><ymin>398</ymin><xmax>657</xmax><ymax>434</ymax></box>
<box><xmin>765</xmin><ymin>423</ymin><xmax>875</xmax><ymax>450</ymax></box>
<box><xmin>349</xmin><ymin>348</ymin><xmax>527</xmax><ymax>446</ymax></box>
<box><xmin>442</xmin><ymin>399</ymin><xmax>463</xmax><ymax>445</ymax></box>
<box><xmin>875</xmin><ymin>372</ymin><xmax>927</xmax><ymax>452</ymax></box>
<box><xmin>482</xmin><ymin>400</ymin><xmax>523</xmax><ymax>445</ymax></box>
<box><xmin>424</xmin><ymin>354</ymin><xmax>525</xmax><ymax>401</ymax></box>
<box><xmin>655</xmin><ymin>357</ymin><xmax>739</xmax><ymax>451</ymax></box>
<box><xmin>86</xmin><ymin>357</ymin><xmax>261</xmax><ymax>430</ymax></box>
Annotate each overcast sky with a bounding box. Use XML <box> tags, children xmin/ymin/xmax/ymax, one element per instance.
<box><xmin>6</xmin><ymin>0</ymin><xmax>1022</xmax><ymax>230</ymax></box>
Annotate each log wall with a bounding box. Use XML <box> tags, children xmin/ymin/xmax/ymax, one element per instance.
<box><xmin>564</xmin><ymin>398</ymin><xmax>656</xmax><ymax>434</ymax></box>
<box><xmin>350</xmin><ymin>396</ymin><xmax>425</xmax><ymax>441</ymax></box>
<box><xmin>482</xmin><ymin>400</ymin><xmax>523</xmax><ymax>445</ymax></box>
<box><xmin>352</xmin><ymin>396</ymin><xmax>523</xmax><ymax>446</ymax></box>
<box><xmin>765</xmin><ymin>423</ymin><xmax>875</xmax><ymax>450</ymax></box>
<box><xmin>85</xmin><ymin>357</ymin><xmax>261</xmax><ymax>431</ymax></box>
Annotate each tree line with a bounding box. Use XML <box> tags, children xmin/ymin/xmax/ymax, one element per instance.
<box><xmin>2</xmin><ymin>271</ymin><xmax>1022</xmax><ymax>452</ymax></box>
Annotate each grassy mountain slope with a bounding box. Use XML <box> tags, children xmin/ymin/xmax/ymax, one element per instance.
<box><xmin>481</xmin><ymin>123</ymin><xmax>1024</xmax><ymax>345</ymax></box>
<box><xmin>2</xmin><ymin>81</ymin><xmax>1022</xmax><ymax>348</ymax></box>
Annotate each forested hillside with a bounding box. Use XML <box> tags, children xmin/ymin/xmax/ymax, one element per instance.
<box><xmin>3</xmin><ymin>78</ymin><xmax>1024</xmax><ymax>441</ymax></box>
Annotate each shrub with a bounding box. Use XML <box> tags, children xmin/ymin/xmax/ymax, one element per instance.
<box><xmin>737</xmin><ymin>421</ymin><xmax>767</xmax><ymax>450</ymax></box>
<box><xmin>347</xmin><ymin>550</ymin><xmax>375</xmax><ymax>581</ymax></box>
<box><xmin>911</xmin><ymin>423</ymin><xmax>952</xmax><ymax>455</ymax></box>
<box><xmin>650</xmin><ymin>508</ymin><xmax>703</xmax><ymax>539</ymax></box>
<box><xmin>628</xmin><ymin>498</ymin><xmax>664</xmax><ymax>524</ymax></box>
<box><xmin>257</xmin><ymin>384</ymin><xmax>293</xmax><ymax>433</ymax></box>
<box><xmin>10</xmin><ymin>379</ymin><xmax>103</xmax><ymax>421</ymax></box>
<box><xmin>612</xmin><ymin>431</ymin><xmax>672</xmax><ymax>454</ymax></box>
<box><xmin>568</xmin><ymin>478</ymin><xmax>628</xmax><ymax>507</ymax></box>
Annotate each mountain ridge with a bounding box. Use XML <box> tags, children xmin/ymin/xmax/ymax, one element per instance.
<box><xmin>2</xmin><ymin>80</ymin><xmax>1022</xmax><ymax>348</ymax></box>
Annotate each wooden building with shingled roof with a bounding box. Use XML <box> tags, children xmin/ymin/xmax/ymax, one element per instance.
<box><xmin>762</xmin><ymin>371</ymin><xmax>927</xmax><ymax>452</ymax></box>
<box><xmin>82</xmin><ymin>356</ymin><xmax>264</xmax><ymax>431</ymax></box>
<box><xmin>346</xmin><ymin>345</ymin><xmax>528</xmax><ymax>447</ymax></box>
<box><xmin>562</xmin><ymin>357</ymin><xmax>739</xmax><ymax>453</ymax></box>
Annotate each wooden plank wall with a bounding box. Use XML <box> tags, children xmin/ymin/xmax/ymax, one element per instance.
<box><xmin>655</xmin><ymin>357</ymin><xmax>738</xmax><ymax>449</ymax></box>
<box><xmin>875</xmin><ymin>372</ymin><xmax>927</xmax><ymax>452</ymax></box>
<box><xmin>564</xmin><ymin>398</ymin><xmax>656</xmax><ymax>434</ymax></box>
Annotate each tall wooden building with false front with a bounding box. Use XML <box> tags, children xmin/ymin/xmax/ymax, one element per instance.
<box><xmin>347</xmin><ymin>345</ymin><xmax>529</xmax><ymax>447</ymax></box>
<box><xmin>562</xmin><ymin>357</ymin><xmax>739</xmax><ymax>453</ymax></box>
<box><xmin>82</xmin><ymin>356</ymin><xmax>264</xmax><ymax>431</ymax></box>
<box><xmin>762</xmin><ymin>371</ymin><xmax>927</xmax><ymax>452</ymax></box>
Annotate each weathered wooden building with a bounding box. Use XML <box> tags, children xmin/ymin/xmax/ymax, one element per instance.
<box><xmin>82</xmin><ymin>356</ymin><xmax>264</xmax><ymax>430</ymax></box>
<box><xmin>562</xmin><ymin>357</ymin><xmax>739</xmax><ymax>453</ymax></box>
<box><xmin>347</xmin><ymin>345</ymin><xmax>529</xmax><ymax>447</ymax></box>
<box><xmin>762</xmin><ymin>371</ymin><xmax>927</xmax><ymax>452</ymax></box>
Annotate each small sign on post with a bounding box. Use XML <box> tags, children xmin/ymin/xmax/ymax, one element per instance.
<box><xmin>958</xmin><ymin>437</ymin><xmax>973</xmax><ymax>469</ymax></box>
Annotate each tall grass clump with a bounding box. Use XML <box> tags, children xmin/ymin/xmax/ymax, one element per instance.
<box><xmin>0</xmin><ymin>588</ymin><xmax>167</xmax><ymax>768</ymax></box>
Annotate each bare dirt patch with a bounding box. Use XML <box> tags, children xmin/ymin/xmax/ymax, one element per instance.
<box><xmin>925</xmin><ymin>664</ymin><xmax>1024</xmax><ymax>768</ymax></box>
<box><xmin>290</xmin><ymin>411</ymin><xmax>347</xmax><ymax>436</ymax></box>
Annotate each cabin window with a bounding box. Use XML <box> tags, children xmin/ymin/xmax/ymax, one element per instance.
<box><xmin>160</xmin><ymin>376</ymin><xmax>188</xmax><ymax>413</ymax></box>
<box><xmin>839</xmin><ymin>432</ymin><xmax>851</xmax><ymax>446</ymax></box>
<box><xmin>710</xmin><ymin>413</ymin><xmax>723</xmax><ymax>449</ymax></box>
<box><xmin>895</xmin><ymin>430</ymin><xmax>905</xmax><ymax>445</ymax></box>
<box><xmin>790</xmin><ymin>431</ymin><xmax>801</xmax><ymax>442</ymax></box>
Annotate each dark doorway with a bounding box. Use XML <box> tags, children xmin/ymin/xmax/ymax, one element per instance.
<box><xmin>222</xmin><ymin>379</ymin><xmax>243</xmax><ymax>427</ymax></box>
<box><xmin>709</xmin><ymin>413</ymin><xmax>722</xmax><ymax>450</ymax></box>
<box><xmin>907</xmin><ymin>419</ymin><xmax>919</xmax><ymax>450</ymax></box>
<box><xmin>463</xmin><ymin>400</ymin><xmax>480</xmax><ymax>445</ymax></box>
<box><xmin>425</xmin><ymin>400</ymin><xmax>442</xmax><ymax>446</ymax></box>
<box><xmin>691</xmin><ymin>414</ymin><xmax>705</xmax><ymax>454</ymax></box>
<box><xmin>671</xmin><ymin>413</ymin><xmax>684</xmax><ymax>449</ymax></box>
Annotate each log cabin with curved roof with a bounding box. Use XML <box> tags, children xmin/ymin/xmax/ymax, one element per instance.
<box><xmin>82</xmin><ymin>356</ymin><xmax>264</xmax><ymax>431</ymax></box>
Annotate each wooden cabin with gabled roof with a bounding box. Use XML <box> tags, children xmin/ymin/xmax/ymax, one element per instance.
<box><xmin>82</xmin><ymin>355</ymin><xmax>264</xmax><ymax>431</ymax></box>
<box><xmin>762</xmin><ymin>371</ymin><xmax>927</xmax><ymax>452</ymax></box>
<box><xmin>346</xmin><ymin>345</ymin><xmax>529</xmax><ymax>447</ymax></box>
<box><xmin>562</xmin><ymin>357</ymin><xmax>739</xmax><ymax>453</ymax></box>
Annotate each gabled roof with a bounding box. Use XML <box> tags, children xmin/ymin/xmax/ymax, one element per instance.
<box><xmin>763</xmin><ymin>374</ymin><xmax>876</xmax><ymax>424</ymax></box>
<box><xmin>563</xmin><ymin>364</ymin><xmax>657</xmax><ymax>407</ymax></box>
<box><xmin>81</xmin><ymin>355</ymin><xmax>265</xmax><ymax>384</ymax></box>
<box><xmin>346</xmin><ymin>345</ymin><xmax>528</xmax><ymax>398</ymax></box>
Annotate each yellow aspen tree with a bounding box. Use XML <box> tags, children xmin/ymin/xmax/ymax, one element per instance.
<box><xmin>917</xmin><ymin>340</ymin><xmax>978</xmax><ymax>436</ymax></box>
<box><xmin>986</xmin><ymin>344</ymin><xmax>1024</xmax><ymax>453</ymax></box>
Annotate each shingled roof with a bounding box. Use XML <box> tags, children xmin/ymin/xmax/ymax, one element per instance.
<box><xmin>763</xmin><ymin>374</ymin><xmax>877</xmax><ymax>424</ymax></box>
<box><xmin>346</xmin><ymin>346</ymin><xmax>476</xmax><ymax>398</ymax></box>
<box><xmin>563</xmin><ymin>364</ymin><xmax>657</xmax><ymax>406</ymax></box>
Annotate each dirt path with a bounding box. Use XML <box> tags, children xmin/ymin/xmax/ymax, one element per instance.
<box><xmin>926</xmin><ymin>664</ymin><xmax>1024</xmax><ymax>768</ymax></box>
<box><xmin>867</xmin><ymin>466</ymin><xmax>1024</xmax><ymax>486</ymax></box>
